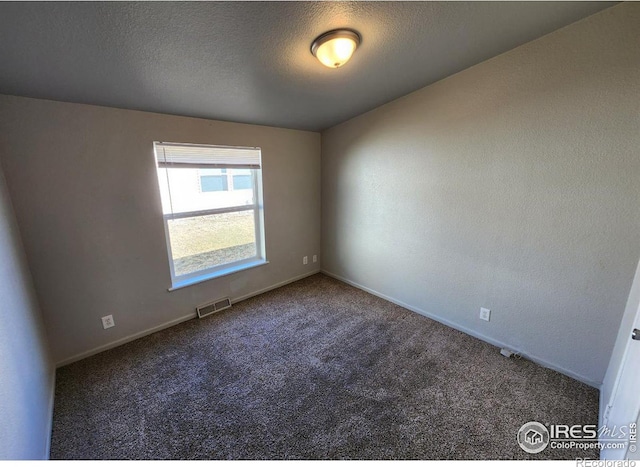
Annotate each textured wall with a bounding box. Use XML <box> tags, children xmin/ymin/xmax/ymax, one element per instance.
<box><xmin>0</xmin><ymin>162</ymin><xmax>53</xmax><ymax>458</ymax></box>
<box><xmin>321</xmin><ymin>3</ymin><xmax>640</xmax><ymax>386</ymax></box>
<box><xmin>0</xmin><ymin>96</ymin><xmax>321</xmax><ymax>365</ymax></box>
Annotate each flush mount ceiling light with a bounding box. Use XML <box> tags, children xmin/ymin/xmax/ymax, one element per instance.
<box><xmin>311</xmin><ymin>29</ymin><xmax>361</xmax><ymax>69</ymax></box>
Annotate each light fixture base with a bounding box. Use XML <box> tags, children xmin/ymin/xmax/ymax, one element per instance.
<box><xmin>311</xmin><ymin>29</ymin><xmax>361</xmax><ymax>69</ymax></box>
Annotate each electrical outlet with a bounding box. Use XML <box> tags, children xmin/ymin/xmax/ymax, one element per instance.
<box><xmin>101</xmin><ymin>315</ymin><xmax>115</xmax><ymax>329</ymax></box>
<box><xmin>312</xmin><ymin>254</ymin><xmax>317</xmax><ymax>263</ymax></box>
<box><xmin>480</xmin><ymin>307</ymin><xmax>491</xmax><ymax>322</ymax></box>
<box><xmin>303</xmin><ymin>256</ymin><xmax>308</xmax><ymax>265</ymax></box>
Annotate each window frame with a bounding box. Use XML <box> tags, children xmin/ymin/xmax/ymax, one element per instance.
<box><xmin>154</xmin><ymin>142</ymin><xmax>267</xmax><ymax>290</ymax></box>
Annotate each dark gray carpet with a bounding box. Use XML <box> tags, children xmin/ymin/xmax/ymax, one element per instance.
<box><xmin>51</xmin><ymin>273</ymin><xmax>599</xmax><ymax>459</ymax></box>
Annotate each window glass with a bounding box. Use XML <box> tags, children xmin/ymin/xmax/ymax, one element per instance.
<box><xmin>200</xmin><ymin>168</ymin><xmax>228</xmax><ymax>192</ymax></box>
<box><xmin>167</xmin><ymin>211</ymin><xmax>257</xmax><ymax>277</ymax></box>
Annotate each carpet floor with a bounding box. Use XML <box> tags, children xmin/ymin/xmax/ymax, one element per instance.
<box><xmin>51</xmin><ymin>273</ymin><xmax>599</xmax><ymax>459</ymax></box>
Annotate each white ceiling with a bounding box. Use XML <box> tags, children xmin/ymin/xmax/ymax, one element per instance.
<box><xmin>0</xmin><ymin>2</ymin><xmax>615</xmax><ymax>131</ymax></box>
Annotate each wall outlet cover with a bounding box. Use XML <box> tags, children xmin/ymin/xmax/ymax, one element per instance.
<box><xmin>101</xmin><ymin>315</ymin><xmax>115</xmax><ymax>329</ymax></box>
<box><xmin>480</xmin><ymin>307</ymin><xmax>491</xmax><ymax>322</ymax></box>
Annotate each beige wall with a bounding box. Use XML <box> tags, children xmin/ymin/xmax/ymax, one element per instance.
<box><xmin>321</xmin><ymin>3</ymin><xmax>640</xmax><ymax>386</ymax></box>
<box><xmin>0</xmin><ymin>161</ymin><xmax>53</xmax><ymax>459</ymax></box>
<box><xmin>0</xmin><ymin>96</ymin><xmax>321</xmax><ymax>365</ymax></box>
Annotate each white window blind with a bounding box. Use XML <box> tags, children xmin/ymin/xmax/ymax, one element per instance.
<box><xmin>155</xmin><ymin>142</ymin><xmax>261</xmax><ymax>169</ymax></box>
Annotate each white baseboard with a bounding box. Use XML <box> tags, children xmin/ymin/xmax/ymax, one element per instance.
<box><xmin>232</xmin><ymin>270</ymin><xmax>320</xmax><ymax>303</ymax></box>
<box><xmin>55</xmin><ymin>313</ymin><xmax>196</xmax><ymax>368</ymax></box>
<box><xmin>55</xmin><ymin>270</ymin><xmax>321</xmax><ymax>368</ymax></box>
<box><xmin>321</xmin><ymin>269</ymin><xmax>601</xmax><ymax>389</ymax></box>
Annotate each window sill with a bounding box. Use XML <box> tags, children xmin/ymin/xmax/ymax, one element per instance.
<box><xmin>168</xmin><ymin>259</ymin><xmax>269</xmax><ymax>292</ymax></box>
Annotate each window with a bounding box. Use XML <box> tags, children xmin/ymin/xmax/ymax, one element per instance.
<box><xmin>154</xmin><ymin>142</ymin><xmax>266</xmax><ymax>289</ymax></box>
<box><xmin>199</xmin><ymin>168</ymin><xmax>228</xmax><ymax>192</ymax></box>
<box><xmin>198</xmin><ymin>168</ymin><xmax>255</xmax><ymax>193</ymax></box>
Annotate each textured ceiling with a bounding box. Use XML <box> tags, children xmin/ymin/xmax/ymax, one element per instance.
<box><xmin>0</xmin><ymin>2</ymin><xmax>615</xmax><ymax>131</ymax></box>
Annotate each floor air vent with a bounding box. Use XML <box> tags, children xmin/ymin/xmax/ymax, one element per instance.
<box><xmin>196</xmin><ymin>297</ymin><xmax>232</xmax><ymax>319</ymax></box>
